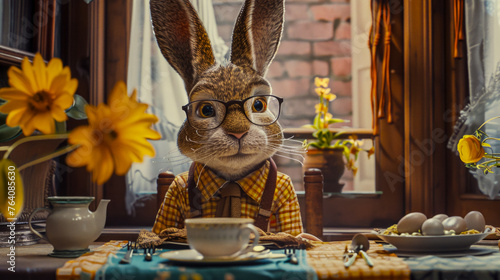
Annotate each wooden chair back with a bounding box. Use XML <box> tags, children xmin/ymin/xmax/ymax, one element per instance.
<box><xmin>156</xmin><ymin>168</ymin><xmax>324</xmax><ymax>238</ymax></box>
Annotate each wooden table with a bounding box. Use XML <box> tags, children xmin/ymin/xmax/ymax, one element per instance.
<box><xmin>2</xmin><ymin>239</ymin><xmax>499</xmax><ymax>280</ymax></box>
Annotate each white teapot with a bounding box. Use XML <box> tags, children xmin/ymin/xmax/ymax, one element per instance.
<box><xmin>29</xmin><ymin>196</ymin><xmax>109</xmax><ymax>257</ymax></box>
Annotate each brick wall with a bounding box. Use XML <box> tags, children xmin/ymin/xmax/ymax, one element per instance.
<box><xmin>212</xmin><ymin>0</ymin><xmax>353</xmax><ymax>191</ymax></box>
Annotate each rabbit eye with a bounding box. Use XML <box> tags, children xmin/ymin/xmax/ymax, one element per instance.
<box><xmin>252</xmin><ymin>98</ymin><xmax>267</xmax><ymax>113</ymax></box>
<box><xmin>197</xmin><ymin>103</ymin><xmax>215</xmax><ymax>118</ymax></box>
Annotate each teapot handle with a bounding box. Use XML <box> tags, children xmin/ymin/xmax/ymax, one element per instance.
<box><xmin>28</xmin><ymin>207</ymin><xmax>50</xmax><ymax>241</ymax></box>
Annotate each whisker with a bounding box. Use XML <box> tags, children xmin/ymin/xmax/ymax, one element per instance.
<box><xmin>282</xmin><ymin>138</ymin><xmax>307</xmax><ymax>145</ymax></box>
<box><xmin>194</xmin><ymin>129</ymin><xmax>211</xmax><ymax>138</ymax></box>
<box><xmin>162</xmin><ymin>146</ymin><xmax>182</xmax><ymax>155</ymax></box>
<box><xmin>271</xmin><ymin>147</ymin><xmax>306</xmax><ymax>158</ymax></box>
<box><xmin>272</xmin><ymin>153</ymin><xmax>305</xmax><ymax>166</ymax></box>
<box><xmin>267</xmin><ymin>144</ymin><xmax>306</xmax><ymax>153</ymax></box>
<box><xmin>268</xmin><ymin>143</ymin><xmax>306</xmax><ymax>151</ymax></box>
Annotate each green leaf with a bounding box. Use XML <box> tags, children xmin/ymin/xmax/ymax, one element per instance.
<box><xmin>302</xmin><ymin>124</ymin><xmax>314</xmax><ymax>129</ymax></box>
<box><xmin>0</xmin><ymin>113</ymin><xmax>22</xmax><ymax>142</ymax></box>
<box><xmin>55</xmin><ymin>121</ymin><xmax>67</xmax><ymax>134</ymax></box>
<box><xmin>312</xmin><ymin>114</ymin><xmax>321</xmax><ymax>129</ymax></box>
<box><xmin>312</xmin><ymin>130</ymin><xmax>320</xmax><ymax>139</ymax></box>
<box><xmin>0</xmin><ymin>125</ymin><xmax>22</xmax><ymax>142</ymax></box>
<box><xmin>343</xmin><ymin>146</ymin><xmax>350</xmax><ymax>159</ymax></box>
<box><xmin>328</xmin><ymin>118</ymin><xmax>346</xmax><ymax>124</ymax></box>
<box><xmin>66</xmin><ymin>94</ymin><xmax>88</xmax><ymax>120</ymax></box>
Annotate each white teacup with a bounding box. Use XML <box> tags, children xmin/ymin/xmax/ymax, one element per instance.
<box><xmin>185</xmin><ymin>217</ymin><xmax>260</xmax><ymax>258</ymax></box>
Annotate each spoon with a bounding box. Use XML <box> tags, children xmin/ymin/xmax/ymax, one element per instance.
<box><xmin>252</xmin><ymin>245</ymin><xmax>270</xmax><ymax>255</ymax></box>
<box><xmin>352</xmin><ymin>234</ymin><xmax>374</xmax><ymax>267</ymax></box>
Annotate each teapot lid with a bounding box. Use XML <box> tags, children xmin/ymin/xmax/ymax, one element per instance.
<box><xmin>48</xmin><ymin>196</ymin><xmax>95</xmax><ymax>204</ymax></box>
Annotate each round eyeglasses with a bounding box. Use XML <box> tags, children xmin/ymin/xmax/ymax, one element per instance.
<box><xmin>181</xmin><ymin>95</ymin><xmax>283</xmax><ymax>130</ymax></box>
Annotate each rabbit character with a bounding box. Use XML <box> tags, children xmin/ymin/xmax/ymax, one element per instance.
<box><xmin>151</xmin><ymin>0</ymin><xmax>314</xmax><ymax>239</ymax></box>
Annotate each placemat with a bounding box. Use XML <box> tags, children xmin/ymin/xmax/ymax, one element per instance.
<box><xmin>96</xmin><ymin>247</ymin><xmax>317</xmax><ymax>280</ymax></box>
<box><xmin>306</xmin><ymin>241</ymin><xmax>411</xmax><ymax>280</ymax></box>
<box><xmin>56</xmin><ymin>240</ymin><xmax>127</xmax><ymax>280</ymax></box>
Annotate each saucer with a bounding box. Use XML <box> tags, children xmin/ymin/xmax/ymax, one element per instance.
<box><xmin>161</xmin><ymin>241</ymin><xmax>278</xmax><ymax>250</ymax></box>
<box><xmin>159</xmin><ymin>249</ymin><xmax>286</xmax><ymax>265</ymax></box>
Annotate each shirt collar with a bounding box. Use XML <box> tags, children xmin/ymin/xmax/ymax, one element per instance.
<box><xmin>193</xmin><ymin>161</ymin><xmax>270</xmax><ymax>203</ymax></box>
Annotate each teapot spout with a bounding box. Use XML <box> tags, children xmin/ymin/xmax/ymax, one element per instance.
<box><xmin>92</xmin><ymin>199</ymin><xmax>110</xmax><ymax>240</ymax></box>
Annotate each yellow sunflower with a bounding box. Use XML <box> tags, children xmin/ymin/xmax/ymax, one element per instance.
<box><xmin>66</xmin><ymin>81</ymin><xmax>161</xmax><ymax>184</ymax></box>
<box><xmin>0</xmin><ymin>53</ymin><xmax>77</xmax><ymax>135</ymax></box>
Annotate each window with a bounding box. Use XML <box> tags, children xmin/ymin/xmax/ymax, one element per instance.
<box><xmin>212</xmin><ymin>0</ymin><xmax>376</xmax><ymax>193</ymax></box>
<box><xmin>64</xmin><ymin>0</ymin><xmax>500</xmax><ymax>232</ymax></box>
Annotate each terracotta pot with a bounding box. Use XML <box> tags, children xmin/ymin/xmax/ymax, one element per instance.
<box><xmin>303</xmin><ymin>148</ymin><xmax>345</xmax><ymax>193</ymax></box>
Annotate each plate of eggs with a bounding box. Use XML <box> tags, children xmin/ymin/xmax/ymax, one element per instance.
<box><xmin>375</xmin><ymin>211</ymin><xmax>493</xmax><ymax>253</ymax></box>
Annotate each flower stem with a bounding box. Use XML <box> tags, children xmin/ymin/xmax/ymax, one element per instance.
<box><xmin>477</xmin><ymin>116</ymin><xmax>500</xmax><ymax>131</ymax></box>
<box><xmin>18</xmin><ymin>144</ymin><xmax>78</xmax><ymax>172</ymax></box>
<box><xmin>3</xmin><ymin>133</ymin><xmax>70</xmax><ymax>160</ymax></box>
<box><xmin>483</xmin><ymin>137</ymin><xmax>500</xmax><ymax>142</ymax></box>
<box><xmin>483</xmin><ymin>154</ymin><xmax>500</xmax><ymax>159</ymax></box>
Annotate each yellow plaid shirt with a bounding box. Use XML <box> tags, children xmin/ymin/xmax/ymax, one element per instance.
<box><xmin>153</xmin><ymin>160</ymin><xmax>304</xmax><ymax>236</ymax></box>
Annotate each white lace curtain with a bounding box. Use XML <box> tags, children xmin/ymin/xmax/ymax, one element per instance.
<box><xmin>450</xmin><ymin>0</ymin><xmax>500</xmax><ymax>198</ymax></box>
<box><xmin>124</xmin><ymin>0</ymin><xmax>228</xmax><ymax>215</ymax></box>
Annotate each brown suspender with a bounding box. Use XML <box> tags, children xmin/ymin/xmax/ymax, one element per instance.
<box><xmin>187</xmin><ymin>163</ymin><xmax>202</xmax><ymax>218</ymax></box>
<box><xmin>186</xmin><ymin>159</ymin><xmax>278</xmax><ymax>232</ymax></box>
<box><xmin>254</xmin><ymin>158</ymin><xmax>277</xmax><ymax>231</ymax></box>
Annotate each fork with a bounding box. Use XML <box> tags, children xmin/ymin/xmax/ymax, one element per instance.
<box><xmin>285</xmin><ymin>248</ymin><xmax>298</xmax><ymax>265</ymax></box>
<box><xmin>120</xmin><ymin>241</ymin><xmax>136</xmax><ymax>264</ymax></box>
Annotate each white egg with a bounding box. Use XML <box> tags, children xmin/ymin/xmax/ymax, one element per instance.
<box><xmin>432</xmin><ymin>214</ymin><xmax>449</xmax><ymax>222</ymax></box>
<box><xmin>422</xmin><ymin>218</ymin><xmax>445</xmax><ymax>235</ymax></box>
<box><xmin>442</xmin><ymin>216</ymin><xmax>467</xmax><ymax>234</ymax></box>
<box><xmin>464</xmin><ymin>211</ymin><xmax>486</xmax><ymax>232</ymax></box>
<box><xmin>397</xmin><ymin>212</ymin><xmax>427</xmax><ymax>233</ymax></box>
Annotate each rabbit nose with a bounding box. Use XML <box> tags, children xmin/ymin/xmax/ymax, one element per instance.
<box><xmin>227</xmin><ymin>132</ymin><xmax>247</xmax><ymax>140</ymax></box>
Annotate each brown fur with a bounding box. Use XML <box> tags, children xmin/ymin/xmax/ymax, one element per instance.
<box><xmin>150</xmin><ymin>0</ymin><xmax>285</xmax><ymax>181</ymax></box>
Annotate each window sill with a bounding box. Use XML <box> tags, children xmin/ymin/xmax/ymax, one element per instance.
<box><xmin>283</xmin><ymin>127</ymin><xmax>374</xmax><ymax>139</ymax></box>
<box><xmin>296</xmin><ymin>191</ymin><xmax>382</xmax><ymax>199</ymax></box>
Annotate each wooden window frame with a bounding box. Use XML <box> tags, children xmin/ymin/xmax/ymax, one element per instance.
<box><xmin>59</xmin><ymin>0</ymin><xmax>132</xmax><ymax>217</ymax></box>
<box><xmin>401</xmin><ymin>0</ymin><xmax>500</xmax><ymax>225</ymax></box>
<box><xmin>0</xmin><ymin>0</ymin><xmax>57</xmax><ymax>65</ymax></box>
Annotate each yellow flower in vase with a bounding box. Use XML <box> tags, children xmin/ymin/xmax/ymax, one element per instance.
<box><xmin>323</xmin><ymin>113</ymin><xmax>333</xmax><ymax>129</ymax></box>
<box><xmin>0</xmin><ymin>53</ymin><xmax>77</xmax><ymax>135</ymax></box>
<box><xmin>304</xmin><ymin>77</ymin><xmax>374</xmax><ymax>176</ymax></box>
<box><xmin>314</xmin><ymin>77</ymin><xmax>330</xmax><ymax>88</ymax></box>
<box><xmin>324</xmin><ymin>93</ymin><xmax>337</xmax><ymax>102</ymax></box>
<box><xmin>315</xmin><ymin>103</ymin><xmax>326</xmax><ymax>114</ymax></box>
<box><xmin>66</xmin><ymin>81</ymin><xmax>161</xmax><ymax>184</ymax></box>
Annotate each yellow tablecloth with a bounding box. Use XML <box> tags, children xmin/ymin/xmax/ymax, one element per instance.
<box><xmin>56</xmin><ymin>240</ymin><xmax>127</xmax><ymax>280</ymax></box>
<box><xmin>307</xmin><ymin>241</ymin><xmax>411</xmax><ymax>280</ymax></box>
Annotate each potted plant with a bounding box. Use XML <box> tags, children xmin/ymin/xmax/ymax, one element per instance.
<box><xmin>303</xmin><ymin>77</ymin><xmax>374</xmax><ymax>193</ymax></box>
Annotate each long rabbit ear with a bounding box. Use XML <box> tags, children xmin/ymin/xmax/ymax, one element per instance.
<box><xmin>230</xmin><ymin>0</ymin><xmax>284</xmax><ymax>77</ymax></box>
<box><xmin>150</xmin><ymin>0</ymin><xmax>216</xmax><ymax>93</ymax></box>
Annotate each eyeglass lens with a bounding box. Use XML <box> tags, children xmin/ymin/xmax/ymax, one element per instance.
<box><xmin>184</xmin><ymin>96</ymin><xmax>281</xmax><ymax>130</ymax></box>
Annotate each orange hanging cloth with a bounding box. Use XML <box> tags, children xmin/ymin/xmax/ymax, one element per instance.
<box><xmin>378</xmin><ymin>0</ymin><xmax>393</xmax><ymax>124</ymax></box>
<box><xmin>453</xmin><ymin>0</ymin><xmax>464</xmax><ymax>58</ymax></box>
<box><xmin>369</xmin><ymin>0</ymin><xmax>383</xmax><ymax>135</ymax></box>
